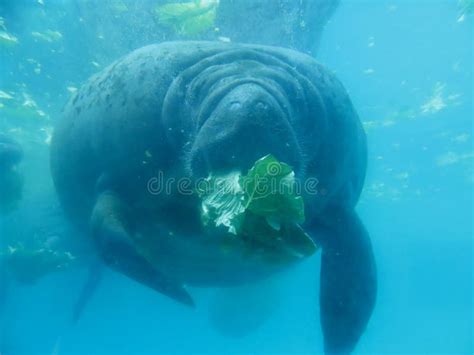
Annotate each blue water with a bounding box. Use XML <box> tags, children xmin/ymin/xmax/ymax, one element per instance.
<box><xmin>1</xmin><ymin>1</ymin><xmax>472</xmax><ymax>354</ymax></box>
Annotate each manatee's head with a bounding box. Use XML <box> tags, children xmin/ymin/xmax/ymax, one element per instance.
<box><xmin>185</xmin><ymin>82</ymin><xmax>303</xmax><ymax>178</ymax></box>
<box><xmin>0</xmin><ymin>134</ymin><xmax>23</xmax><ymax>214</ymax></box>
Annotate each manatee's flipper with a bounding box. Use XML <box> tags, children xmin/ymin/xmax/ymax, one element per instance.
<box><xmin>91</xmin><ymin>190</ymin><xmax>194</xmax><ymax>307</ymax></box>
<box><xmin>72</xmin><ymin>260</ymin><xmax>103</xmax><ymax>323</ymax></box>
<box><xmin>313</xmin><ymin>207</ymin><xmax>376</xmax><ymax>354</ymax></box>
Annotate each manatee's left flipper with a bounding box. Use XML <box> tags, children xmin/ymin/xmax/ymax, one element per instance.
<box><xmin>92</xmin><ymin>190</ymin><xmax>194</xmax><ymax>307</ymax></box>
<box><xmin>311</xmin><ymin>207</ymin><xmax>377</xmax><ymax>354</ymax></box>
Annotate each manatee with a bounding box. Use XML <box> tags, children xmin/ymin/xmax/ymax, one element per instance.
<box><xmin>50</xmin><ymin>41</ymin><xmax>376</xmax><ymax>353</ymax></box>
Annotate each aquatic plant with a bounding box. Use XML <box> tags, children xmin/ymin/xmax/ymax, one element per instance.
<box><xmin>0</xmin><ymin>31</ymin><xmax>18</xmax><ymax>46</ymax></box>
<box><xmin>0</xmin><ymin>17</ymin><xmax>18</xmax><ymax>46</ymax></box>
<box><xmin>31</xmin><ymin>29</ymin><xmax>63</xmax><ymax>43</ymax></box>
<box><xmin>154</xmin><ymin>0</ymin><xmax>219</xmax><ymax>36</ymax></box>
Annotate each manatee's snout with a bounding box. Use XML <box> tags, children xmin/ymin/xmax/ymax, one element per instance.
<box><xmin>188</xmin><ymin>83</ymin><xmax>301</xmax><ymax>178</ymax></box>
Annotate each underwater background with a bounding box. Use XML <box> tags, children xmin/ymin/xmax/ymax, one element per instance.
<box><xmin>0</xmin><ymin>0</ymin><xmax>472</xmax><ymax>354</ymax></box>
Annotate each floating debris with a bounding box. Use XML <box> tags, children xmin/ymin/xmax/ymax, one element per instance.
<box><xmin>446</xmin><ymin>93</ymin><xmax>462</xmax><ymax>105</ymax></box>
<box><xmin>22</xmin><ymin>93</ymin><xmax>38</xmax><ymax>109</ymax></box>
<box><xmin>0</xmin><ymin>90</ymin><xmax>14</xmax><ymax>100</ymax></box>
<box><xmin>0</xmin><ymin>91</ymin><xmax>49</xmax><ymax>122</ymax></box>
<box><xmin>110</xmin><ymin>0</ymin><xmax>128</xmax><ymax>14</ymax></box>
<box><xmin>420</xmin><ymin>82</ymin><xmax>447</xmax><ymax>115</ymax></box>
<box><xmin>0</xmin><ymin>17</ymin><xmax>18</xmax><ymax>46</ymax></box>
<box><xmin>452</xmin><ymin>133</ymin><xmax>470</xmax><ymax>143</ymax></box>
<box><xmin>368</xmin><ymin>36</ymin><xmax>375</xmax><ymax>48</ymax></box>
<box><xmin>362</xmin><ymin>119</ymin><xmax>397</xmax><ymax>130</ymax></box>
<box><xmin>395</xmin><ymin>172</ymin><xmax>409</xmax><ymax>180</ymax></box>
<box><xmin>91</xmin><ymin>61</ymin><xmax>100</xmax><ymax>68</ymax></box>
<box><xmin>436</xmin><ymin>151</ymin><xmax>474</xmax><ymax>166</ymax></box>
<box><xmin>155</xmin><ymin>0</ymin><xmax>219</xmax><ymax>36</ymax></box>
<box><xmin>31</xmin><ymin>30</ymin><xmax>63</xmax><ymax>43</ymax></box>
<box><xmin>0</xmin><ymin>30</ymin><xmax>19</xmax><ymax>46</ymax></box>
<box><xmin>363</xmin><ymin>68</ymin><xmax>375</xmax><ymax>75</ymax></box>
<box><xmin>66</xmin><ymin>86</ymin><xmax>78</xmax><ymax>94</ymax></box>
<box><xmin>218</xmin><ymin>36</ymin><xmax>231</xmax><ymax>43</ymax></box>
<box><xmin>40</xmin><ymin>126</ymin><xmax>53</xmax><ymax>145</ymax></box>
<box><xmin>420</xmin><ymin>82</ymin><xmax>462</xmax><ymax>115</ymax></box>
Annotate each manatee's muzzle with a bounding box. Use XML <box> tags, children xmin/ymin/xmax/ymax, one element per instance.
<box><xmin>188</xmin><ymin>83</ymin><xmax>302</xmax><ymax>178</ymax></box>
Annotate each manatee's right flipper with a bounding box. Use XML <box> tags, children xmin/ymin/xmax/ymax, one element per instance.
<box><xmin>312</xmin><ymin>207</ymin><xmax>377</xmax><ymax>354</ymax></box>
<box><xmin>91</xmin><ymin>190</ymin><xmax>194</xmax><ymax>306</ymax></box>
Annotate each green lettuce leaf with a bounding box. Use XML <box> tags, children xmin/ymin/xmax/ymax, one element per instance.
<box><xmin>197</xmin><ymin>171</ymin><xmax>246</xmax><ymax>235</ymax></box>
<box><xmin>198</xmin><ymin>155</ymin><xmax>317</xmax><ymax>259</ymax></box>
<box><xmin>242</xmin><ymin>154</ymin><xmax>305</xmax><ymax>225</ymax></box>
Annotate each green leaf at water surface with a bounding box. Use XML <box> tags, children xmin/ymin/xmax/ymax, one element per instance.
<box><xmin>155</xmin><ymin>0</ymin><xmax>218</xmax><ymax>37</ymax></box>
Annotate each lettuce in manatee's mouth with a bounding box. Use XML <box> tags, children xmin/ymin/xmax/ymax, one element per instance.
<box><xmin>197</xmin><ymin>154</ymin><xmax>317</xmax><ymax>259</ymax></box>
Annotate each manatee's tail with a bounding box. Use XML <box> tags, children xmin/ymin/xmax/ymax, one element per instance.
<box><xmin>72</xmin><ymin>260</ymin><xmax>103</xmax><ymax>324</ymax></box>
<box><xmin>313</xmin><ymin>207</ymin><xmax>377</xmax><ymax>354</ymax></box>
